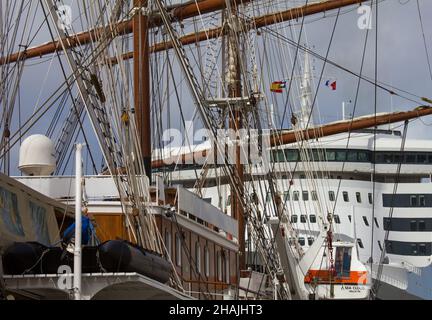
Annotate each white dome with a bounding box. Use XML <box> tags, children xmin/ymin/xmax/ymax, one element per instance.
<box><xmin>18</xmin><ymin>135</ymin><xmax>56</xmax><ymax>176</ymax></box>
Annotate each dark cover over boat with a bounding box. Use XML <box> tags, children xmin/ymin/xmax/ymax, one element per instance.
<box><xmin>2</xmin><ymin>240</ymin><xmax>172</xmax><ymax>284</ymax></box>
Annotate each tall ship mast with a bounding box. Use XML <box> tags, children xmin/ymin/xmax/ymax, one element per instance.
<box><xmin>0</xmin><ymin>0</ymin><xmax>432</xmax><ymax>300</ymax></box>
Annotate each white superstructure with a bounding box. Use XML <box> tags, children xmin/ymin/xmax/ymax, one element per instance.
<box><xmin>148</xmin><ymin>129</ymin><xmax>432</xmax><ymax>300</ymax></box>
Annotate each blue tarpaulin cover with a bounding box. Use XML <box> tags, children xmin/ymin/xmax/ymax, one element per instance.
<box><xmin>63</xmin><ymin>216</ymin><xmax>96</xmax><ymax>245</ymax></box>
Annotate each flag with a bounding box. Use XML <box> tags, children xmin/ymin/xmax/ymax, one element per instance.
<box><xmin>325</xmin><ymin>80</ymin><xmax>337</xmax><ymax>91</ymax></box>
<box><xmin>271</xmin><ymin>81</ymin><xmax>286</xmax><ymax>93</ymax></box>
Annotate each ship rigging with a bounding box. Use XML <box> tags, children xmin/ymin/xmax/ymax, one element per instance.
<box><xmin>0</xmin><ymin>0</ymin><xmax>432</xmax><ymax>300</ymax></box>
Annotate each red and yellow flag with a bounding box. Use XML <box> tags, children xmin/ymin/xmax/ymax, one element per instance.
<box><xmin>270</xmin><ymin>81</ymin><xmax>286</xmax><ymax>93</ymax></box>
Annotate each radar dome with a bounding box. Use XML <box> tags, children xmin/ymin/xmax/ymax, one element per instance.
<box><xmin>18</xmin><ymin>135</ymin><xmax>56</xmax><ymax>176</ymax></box>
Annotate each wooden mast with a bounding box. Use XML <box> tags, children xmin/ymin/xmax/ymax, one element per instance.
<box><xmin>225</xmin><ymin>3</ymin><xmax>245</xmax><ymax>270</ymax></box>
<box><xmin>133</xmin><ymin>0</ymin><xmax>152</xmax><ymax>181</ymax></box>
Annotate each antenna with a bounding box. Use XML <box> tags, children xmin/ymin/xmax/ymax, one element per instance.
<box><xmin>342</xmin><ymin>101</ymin><xmax>346</xmax><ymax>121</ymax></box>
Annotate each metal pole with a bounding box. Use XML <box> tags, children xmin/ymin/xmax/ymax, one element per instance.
<box><xmin>342</xmin><ymin>101</ymin><xmax>346</xmax><ymax>121</ymax></box>
<box><xmin>74</xmin><ymin>143</ymin><xmax>83</xmax><ymax>300</ymax></box>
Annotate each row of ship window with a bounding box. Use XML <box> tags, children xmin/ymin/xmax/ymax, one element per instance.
<box><xmin>265</xmin><ymin>190</ymin><xmax>373</xmax><ymax>204</ymax></box>
<box><xmin>165</xmin><ymin>231</ymin><xmax>230</xmax><ymax>283</ymax></box>
<box><xmin>385</xmin><ymin>240</ymin><xmax>432</xmax><ymax>256</ymax></box>
<box><xmin>264</xmin><ymin>192</ymin><xmax>429</xmax><ymax>207</ymax></box>
<box><xmin>294</xmin><ymin>237</ymin><xmax>372</xmax><ymax>251</ymax></box>
<box><xmin>294</xmin><ymin>236</ymin><xmax>370</xmax><ymax>250</ymax></box>
<box><xmin>291</xmin><ymin>214</ymin><xmax>432</xmax><ymax>232</ymax></box>
<box><xmin>383</xmin><ymin>218</ymin><xmax>432</xmax><ymax>232</ymax></box>
<box><xmin>295</xmin><ymin>237</ymin><xmax>315</xmax><ymax>247</ymax></box>
<box><xmin>289</xmin><ymin>213</ymin><xmax>380</xmax><ymax>228</ymax></box>
<box><xmin>227</xmin><ymin>190</ymin><xmax>368</xmax><ymax>207</ymax></box>
<box><xmin>296</xmin><ymin>236</ymin><xmax>432</xmax><ymax>257</ymax></box>
<box><xmin>382</xmin><ymin>194</ymin><xmax>431</xmax><ymax>207</ymax></box>
<box><xmin>296</xmin><ymin>236</ymin><xmax>431</xmax><ymax>256</ymax></box>
<box><xmin>230</xmin><ymin>191</ymin><xmax>431</xmax><ymax>208</ymax></box>
<box><xmin>271</xmin><ymin>149</ymin><xmax>432</xmax><ymax>164</ymax></box>
<box><xmin>153</xmin><ymin>149</ymin><xmax>432</xmax><ymax>173</ymax></box>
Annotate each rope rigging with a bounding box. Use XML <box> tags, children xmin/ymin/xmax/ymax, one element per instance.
<box><xmin>2</xmin><ymin>0</ymin><xmax>432</xmax><ymax>301</ymax></box>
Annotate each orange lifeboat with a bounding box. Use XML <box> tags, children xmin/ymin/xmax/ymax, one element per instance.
<box><xmin>304</xmin><ymin>241</ymin><xmax>370</xmax><ymax>299</ymax></box>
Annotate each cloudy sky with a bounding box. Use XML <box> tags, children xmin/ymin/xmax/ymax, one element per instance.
<box><xmin>294</xmin><ymin>0</ymin><xmax>432</xmax><ymax>137</ymax></box>
<box><xmin>3</xmin><ymin>0</ymin><xmax>432</xmax><ymax>175</ymax></box>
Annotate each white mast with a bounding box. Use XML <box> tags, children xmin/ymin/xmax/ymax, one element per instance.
<box><xmin>74</xmin><ymin>143</ymin><xmax>83</xmax><ymax>300</ymax></box>
<box><xmin>342</xmin><ymin>101</ymin><xmax>352</xmax><ymax>121</ymax></box>
<box><xmin>299</xmin><ymin>52</ymin><xmax>314</xmax><ymax>129</ymax></box>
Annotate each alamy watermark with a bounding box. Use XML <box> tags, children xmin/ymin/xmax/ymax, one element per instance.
<box><xmin>357</xmin><ymin>5</ymin><xmax>373</xmax><ymax>30</ymax></box>
<box><xmin>161</xmin><ymin>122</ymin><xmax>273</xmax><ymax>174</ymax></box>
<box><xmin>57</xmin><ymin>265</ymin><xmax>73</xmax><ymax>290</ymax></box>
<box><xmin>56</xmin><ymin>4</ymin><xmax>73</xmax><ymax>31</ymax></box>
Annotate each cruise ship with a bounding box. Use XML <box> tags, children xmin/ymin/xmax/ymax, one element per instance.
<box><xmin>2</xmin><ymin>0</ymin><xmax>432</xmax><ymax>301</ymax></box>
<box><xmin>148</xmin><ymin>128</ymin><xmax>432</xmax><ymax>300</ymax></box>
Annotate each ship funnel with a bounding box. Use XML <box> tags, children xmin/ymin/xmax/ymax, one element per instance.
<box><xmin>18</xmin><ymin>135</ymin><xmax>56</xmax><ymax>176</ymax></box>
